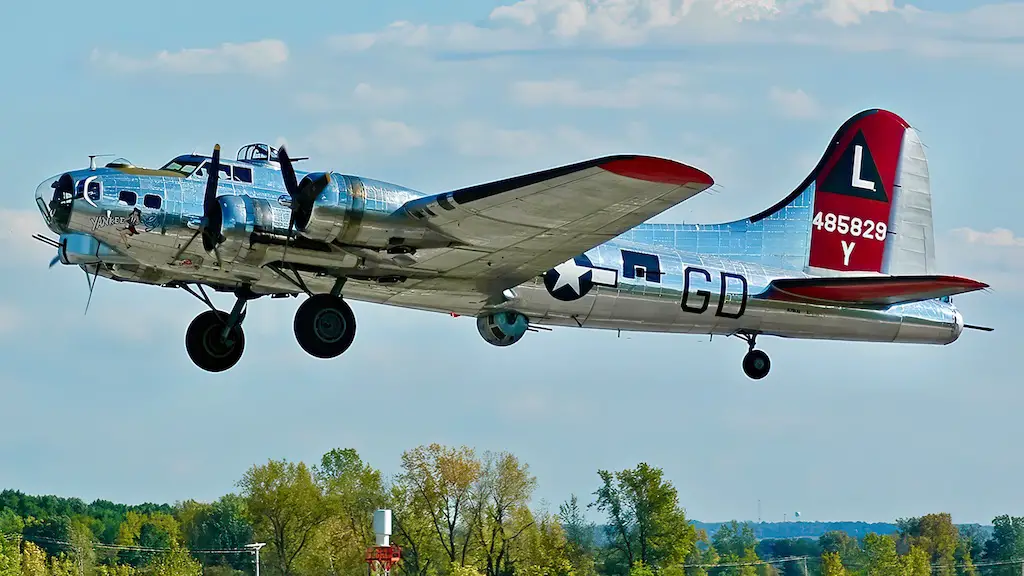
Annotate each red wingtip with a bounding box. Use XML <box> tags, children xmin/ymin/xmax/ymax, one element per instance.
<box><xmin>601</xmin><ymin>156</ymin><xmax>714</xmax><ymax>187</ymax></box>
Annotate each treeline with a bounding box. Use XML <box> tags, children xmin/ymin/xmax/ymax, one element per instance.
<box><xmin>2</xmin><ymin>444</ymin><xmax>1024</xmax><ymax>576</ymax></box>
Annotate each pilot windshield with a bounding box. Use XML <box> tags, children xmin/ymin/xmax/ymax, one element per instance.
<box><xmin>160</xmin><ymin>157</ymin><xmax>202</xmax><ymax>176</ymax></box>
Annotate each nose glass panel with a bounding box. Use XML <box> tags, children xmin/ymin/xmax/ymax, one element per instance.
<box><xmin>34</xmin><ymin>175</ymin><xmax>61</xmax><ymax>226</ymax></box>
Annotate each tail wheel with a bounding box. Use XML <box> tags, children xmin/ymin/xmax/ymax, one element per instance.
<box><xmin>293</xmin><ymin>294</ymin><xmax>357</xmax><ymax>358</ymax></box>
<box><xmin>185</xmin><ymin>310</ymin><xmax>245</xmax><ymax>373</ymax></box>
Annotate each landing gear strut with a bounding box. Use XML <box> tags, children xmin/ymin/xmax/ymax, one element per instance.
<box><xmin>181</xmin><ymin>284</ymin><xmax>258</xmax><ymax>373</ymax></box>
<box><xmin>737</xmin><ymin>332</ymin><xmax>770</xmax><ymax>380</ymax></box>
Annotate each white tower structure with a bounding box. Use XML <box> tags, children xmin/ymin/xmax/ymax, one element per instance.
<box><xmin>374</xmin><ymin>509</ymin><xmax>392</xmax><ymax>546</ymax></box>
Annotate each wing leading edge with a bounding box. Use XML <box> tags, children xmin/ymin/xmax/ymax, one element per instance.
<box><xmin>394</xmin><ymin>154</ymin><xmax>714</xmax><ymax>294</ymax></box>
<box><xmin>755</xmin><ymin>275</ymin><xmax>989</xmax><ymax>307</ymax></box>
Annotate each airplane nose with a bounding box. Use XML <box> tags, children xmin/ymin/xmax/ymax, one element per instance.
<box><xmin>35</xmin><ymin>173</ymin><xmax>75</xmax><ymax>233</ymax></box>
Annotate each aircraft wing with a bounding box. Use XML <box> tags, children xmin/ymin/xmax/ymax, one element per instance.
<box><xmin>394</xmin><ymin>154</ymin><xmax>713</xmax><ymax>293</ymax></box>
<box><xmin>755</xmin><ymin>275</ymin><xmax>989</xmax><ymax>307</ymax></box>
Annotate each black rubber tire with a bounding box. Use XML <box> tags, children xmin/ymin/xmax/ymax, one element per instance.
<box><xmin>185</xmin><ymin>310</ymin><xmax>245</xmax><ymax>373</ymax></box>
<box><xmin>293</xmin><ymin>294</ymin><xmax>357</xmax><ymax>359</ymax></box>
<box><xmin>742</xmin><ymin>349</ymin><xmax>771</xmax><ymax>380</ymax></box>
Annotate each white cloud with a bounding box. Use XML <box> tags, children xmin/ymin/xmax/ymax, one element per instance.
<box><xmin>511</xmin><ymin>73</ymin><xmax>733</xmax><ymax>110</ymax></box>
<box><xmin>353</xmin><ymin>83</ymin><xmax>409</xmax><ymax>107</ymax></box>
<box><xmin>490</xmin><ymin>0</ymin><xmax>780</xmax><ymax>42</ymax></box>
<box><xmin>304</xmin><ymin>120</ymin><xmax>425</xmax><ymax>160</ymax></box>
<box><xmin>448</xmin><ymin>121</ymin><xmax>645</xmax><ymax>161</ymax></box>
<box><xmin>305</xmin><ymin>124</ymin><xmax>367</xmax><ymax>157</ymax></box>
<box><xmin>370</xmin><ymin>120</ymin><xmax>427</xmax><ymax>151</ymax></box>
<box><xmin>943</xmin><ymin>227</ymin><xmax>1024</xmax><ymax>291</ymax></box>
<box><xmin>768</xmin><ymin>86</ymin><xmax>822</xmax><ymax>119</ymax></box>
<box><xmin>816</xmin><ymin>0</ymin><xmax>895</xmax><ymax>26</ymax></box>
<box><xmin>0</xmin><ymin>208</ymin><xmax>55</xmax><ymax>265</ymax></box>
<box><xmin>90</xmin><ymin>39</ymin><xmax>288</xmax><ymax>75</ymax></box>
<box><xmin>951</xmin><ymin>227</ymin><xmax>1024</xmax><ymax>248</ymax></box>
<box><xmin>319</xmin><ymin>1</ymin><xmax>1024</xmax><ymax>67</ymax></box>
<box><xmin>0</xmin><ymin>305</ymin><xmax>23</xmax><ymax>337</ymax></box>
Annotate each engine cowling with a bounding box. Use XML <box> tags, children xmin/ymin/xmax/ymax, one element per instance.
<box><xmin>476</xmin><ymin>311</ymin><xmax>530</xmax><ymax>347</ymax></box>
<box><xmin>57</xmin><ymin>233</ymin><xmax>137</xmax><ymax>266</ymax></box>
<box><xmin>293</xmin><ymin>172</ymin><xmax>348</xmax><ymax>243</ymax></box>
<box><xmin>213</xmin><ymin>194</ymin><xmax>263</xmax><ymax>262</ymax></box>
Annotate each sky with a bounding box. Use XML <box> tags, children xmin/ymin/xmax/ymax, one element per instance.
<box><xmin>1</xmin><ymin>0</ymin><xmax>1023</xmax><ymax>527</ymax></box>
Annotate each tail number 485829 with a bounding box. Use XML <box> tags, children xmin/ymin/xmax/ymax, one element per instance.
<box><xmin>812</xmin><ymin>211</ymin><xmax>886</xmax><ymax>241</ymax></box>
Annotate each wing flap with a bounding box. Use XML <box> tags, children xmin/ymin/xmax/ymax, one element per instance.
<box><xmin>756</xmin><ymin>275</ymin><xmax>989</xmax><ymax>307</ymax></box>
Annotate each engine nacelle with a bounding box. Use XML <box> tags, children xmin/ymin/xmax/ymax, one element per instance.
<box><xmin>294</xmin><ymin>172</ymin><xmax>349</xmax><ymax>243</ymax></box>
<box><xmin>213</xmin><ymin>194</ymin><xmax>265</xmax><ymax>263</ymax></box>
<box><xmin>476</xmin><ymin>311</ymin><xmax>530</xmax><ymax>347</ymax></box>
<box><xmin>57</xmin><ymin>232</ymin><xmax>137</xmax><ymax>266</ymax></box>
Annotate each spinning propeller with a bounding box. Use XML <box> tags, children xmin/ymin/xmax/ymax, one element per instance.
<box><xmin>276</xmin><ymin>146</ymin><xmax>331</xmax><ymax>262</ymax></box>
<box><xmin>169</xmin><ymin>144</ymin><xmax>225</xmax><ymax>267</ymax></box>
<box><xmin>34</xmin><ymin>234</ymin><xmax>100</xmax><ymax>315</ymax></box>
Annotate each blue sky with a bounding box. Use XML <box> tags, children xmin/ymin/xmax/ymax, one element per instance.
<box><xmin>2</xmin><ymin>0</ymin><xmax>1023</xmax><ymax>526</ymax></box>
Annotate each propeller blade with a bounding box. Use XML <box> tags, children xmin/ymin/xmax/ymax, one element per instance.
<box><xmin>204</xmin><ymin>144</ymin><xmax>221</xmax><ymax>215</ymax></box>
<box><xmin>49</xmin><ymin>255</ymin><xmax>60</xmax><ymax>268</ymax></box>
<box><xmin>83</xmin><ymin>265</ymin><xmax>99</xmax><ymax>316</ymax></box>
<box><xmin>278</xmin><ymin>146</ymin><xmax>300</xmax><ymax>198</ymax></box>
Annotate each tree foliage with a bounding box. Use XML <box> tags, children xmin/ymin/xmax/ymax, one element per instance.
<box><xmin>0</xmin><ymin>449</ymin><xmax>1022</xmax><ymax>576</ymax></box>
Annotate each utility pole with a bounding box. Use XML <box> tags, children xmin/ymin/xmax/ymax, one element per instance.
<box><xmin>245</xmin><ymin>543</ymin><xmax>266</xmax><ymax>576</ymax></box>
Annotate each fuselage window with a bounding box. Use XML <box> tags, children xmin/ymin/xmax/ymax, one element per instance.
<box><xmin>233</xmin><ymin>166</ymin><xmax>253</xmax><ymax>183</ymax></box>
<box><xmin>143</xmin><ymin>194</ymin><xmax>162</xmax><ymax>209</ymax></box>
<box><xmin>119</xmin><ymin>190</ymin><xmax>137</xmax><ymax>206</ymax></box>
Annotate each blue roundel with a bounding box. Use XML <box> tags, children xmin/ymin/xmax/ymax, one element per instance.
<box><xmin>544</xmin><ymin>254</ymin><xmax>595</xmax><ymax>302</ymax></box>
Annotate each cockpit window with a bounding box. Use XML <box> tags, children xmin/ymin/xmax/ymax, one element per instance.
<box><xmin>160</xmin><ymin>158</ymin><xmax>201</xmax><ymax>176</ymax></box>
<box><xmin>195</xmin><ymin>161</ymin><xmax>232</xmax><ymax>181</ymax></box>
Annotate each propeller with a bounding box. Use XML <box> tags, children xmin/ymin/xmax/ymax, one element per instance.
<box><xmin>83</xmin><ymin>264</ymin><xmax>99</xmax><ymax>315</ymax></box>
<box><xmin>276</xmin><ymin>145</ymin><xmax>331</xmax><ymax>263</ymax></box>
<box><xmin>40</xmin><ymin>235</ymin><xmax>100</xmax><ymax>315</ymax></box>
<box><xmin>169</xmin><ymin>144</ymin><xmax>225</xmax><ymax>267</ymax></box>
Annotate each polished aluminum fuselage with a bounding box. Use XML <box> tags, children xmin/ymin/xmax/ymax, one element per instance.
<box><xmin>34</xmin><ymin>158</ymin><xmax>964</xmax><ymax>347</ymax></box>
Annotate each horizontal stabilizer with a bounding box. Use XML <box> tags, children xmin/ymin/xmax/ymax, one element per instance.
<box><xmin>756</xmin><ymin>275</ymin><xmax>989</xmax><ymax>307</ymax></box>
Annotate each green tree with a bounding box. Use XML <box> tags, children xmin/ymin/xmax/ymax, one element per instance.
<box><xmin>984</xmin><ymin>514</ymin><xmax>1024</xmax><ymax>576</ymax></box>
<box><xmin>399</xmin><ymin>444</ymin><xmax>482</xmax><ymax>567</ymax></box>
<box><xmin>388</xmin><ymin>481</ymin><xmax>441</xmax><ymax>576</ymax></box>
<box><xmin>863</xmin><ymin>534</ymin><xmax>901</xmax><ymax>576</ymax></box>
<box><xmin>711</xmin><ymin>521</ymin><xmax>758</xmax><ymax>576</ymax></box>
<box><xmin>239</xmin><ymin>459</ymin><xmax>334</xmax><ymax>576</ymax></box>
<box><xmin>820</xmin><ymin>530</ymin><xmax>865</xmax><ymax>575</ymax></box>
<box><xmin>177</xmin><ymin>495</ymin><xmax>253</xmax><ymax>572</ymax></box>
<box><xmin>901</xmin><ymin>546</ymin><xmax>931</xmax><ymax>576</ymax></box>
<box><xmin>472</xmin><ymin>451</ymin><xmax>537</xmax><ymax>576</ymax></box>
<box><xmin>309</xmin><ymin>448</ymin><xmax>388</xmax><ymax>576</ymax></box>
<box><xmin>512</xmin><ymin>510</ymin><xmax>574</xmax><ymax>576</ymax></box>
<box><xmin>822</xmin><ymin>551</ymin><xmax>847</xmax><ymax>576</ymax></box>
<box><xmin>146</xmin><ymin>544</ymin><xmax>202</xmax><ymax>576</ymax></box>
<box><xmin>0</xmin><ymin>536</ymin><xmax>20</xmax><ymax>576</ymax></box>
<box><xmin>559</xmin><ymin>496</ymin><xmax>596</xmax><ymax>576</ymax></box>
<box><xmin>683</xmin><ymin>529</ymin><xmax>718</xmax><ymax>576</ymax></box>
<box><xmin>591</xmin><ymin>463</ymin><xmax>696</xmax><ymax>574</ymax></box>
<box><xmin>20</xmin><ymin>541</ymin><xmax>47</xmax><ymax>576</ymax></box>
<box><xmin>897</xmin><ymin>514</ymin><xmax>958</xmax><ymax>576</ymax></box>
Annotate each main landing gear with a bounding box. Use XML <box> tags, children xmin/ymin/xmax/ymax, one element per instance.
<box><xmin>179</xmin><ymin>280</ymin><xmax>358</xmax><ymax>373</ymax></box>
<box><xmin>737</xmin><ymin>332</ymin><xmax>770</xmax><ymax>380</ymax></box>
<box><xmin>183</xmin><ymin>285</ymin><xmax>255</xmax><ymax>373</ymax></box>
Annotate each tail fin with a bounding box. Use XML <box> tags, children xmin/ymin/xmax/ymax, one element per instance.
<box><xmin>753</xmin><ymin>108</ymin><xmax>935</xmax><ymax>276</ymax></box>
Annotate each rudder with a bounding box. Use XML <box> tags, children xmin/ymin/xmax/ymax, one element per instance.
<box><xmin>802</xmin><ymin>109</ymin><xmax>934</xmax><ymax>276</ymax></box>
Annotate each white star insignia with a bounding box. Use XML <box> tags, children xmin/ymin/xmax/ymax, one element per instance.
<box><xmin>551</xmin><ymin>259</ymin><xmax>588</xmax><ymax>295</ymax></box>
